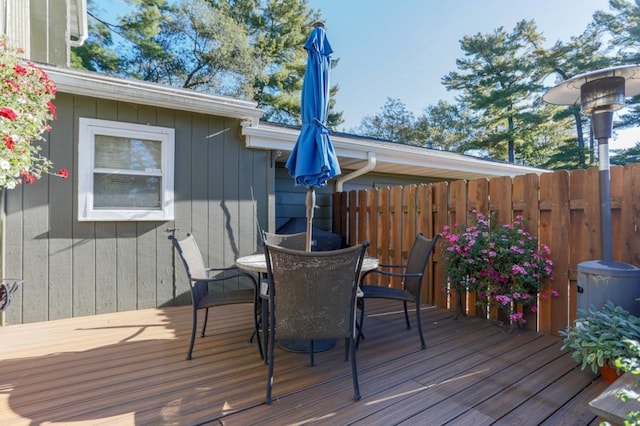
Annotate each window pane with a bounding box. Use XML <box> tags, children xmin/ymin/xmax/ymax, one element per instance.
<box><xmin>93</xmin><ymin>174</ymin><xmax>162</xmax><ymax>209</ymax></box>
<box><xmin>95</xmin><ymin>135</ymin><xmax>162</xmax><ymax>171</ymax></box>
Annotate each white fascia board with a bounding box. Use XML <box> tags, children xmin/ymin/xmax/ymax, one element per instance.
<box><xmin>242</xmin><ymin>122</ymin><xmax>297</xmax><ymax>150</ymax></box>
<box><xmin>241</xmin><ymin>123</ymin><xmax>547</xmax><ymax>178</ymax></box>
<box><xmin>344</xmin><ymin>138</ymin><xmax>546</xmax><ymax>177</ymax></box>
<box><xmin>43</xmin><ymin>65</ymin><xmax>263</xmax><ymax>124</ymax></box>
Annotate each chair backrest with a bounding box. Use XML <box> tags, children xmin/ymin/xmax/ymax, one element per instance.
<box><xmin>403</xmin><ymin>233</ymin><xmax>441</xmax><ymax>297</ymax></box>
<box><xmin>262</xmin><ymin>231</ymin><xmax>308</xmax><ymax>251</ymax></box>
<box><xmin>264</xmin><ymin>242</ymin><xmax>369</xmax><ymax>341</ymax></box>
<box><xmin>169</xmin><ymin>233</ymin><xmax>208</xmax><ymax>281</ymax></box>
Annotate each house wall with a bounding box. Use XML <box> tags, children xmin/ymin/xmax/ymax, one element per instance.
<box><xmin>1</xmin><ymin>1</ymin><xmax>31</xmax><ymax>56</ymax></box>
<box><xmin>3</xmin><ymin>92</ymin><xmax>271</xmax><ymax>324</ymax></box>
<box><xmin>29</xmin><ymin>0</ymin><xmax>70</xmax><ymax>66</ymax></box>
<box><xmin>274</xmin><ymin>166</ymin><xmax>333</xmax><ymax>231</ymax></box>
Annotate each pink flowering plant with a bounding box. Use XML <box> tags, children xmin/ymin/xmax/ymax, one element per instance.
<box><xmin>0</xmin><ymin>36</ymin><xmax>68</xmax><ymax>189</ymax></box>
<box><xmin>441</xmin><ymin>211</ymin><xmax>556</xmax><ymax>324</ymax></box>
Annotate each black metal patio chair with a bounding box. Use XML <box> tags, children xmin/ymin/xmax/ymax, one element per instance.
<box><xmin>263</xmin><ymin>241</ymin><xmax>369</xmax><ymax>404</ymax></box>
<box><xmin>169</xmin><ymin>233</ymin><xmax>261</xmax><ymax>360</ymax></box>
<box><xmin>357</xmin><ymin>233</ymin><xmax>440</xmax><ymax>349</ymax></box>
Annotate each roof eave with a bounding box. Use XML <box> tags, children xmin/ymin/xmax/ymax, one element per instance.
<box><xmin>241</xmin><ymin>122</ymin><xmax>548</xmax><ymax>180</ymax></box>
<box><xmin>43</xmin><ymin>65</ymin><xmax>263</xmax><ymax>124</ymax></box>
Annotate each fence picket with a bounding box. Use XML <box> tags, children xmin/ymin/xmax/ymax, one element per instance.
<box><xmin>333</xmin><ymin>165</ymin><xmax>638</xmax><ymax>336</ymax></box>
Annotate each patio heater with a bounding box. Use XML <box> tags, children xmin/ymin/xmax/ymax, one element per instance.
<box><xmin>543</xmin><ymin>65</ymin><xmax>640</xmax><ymax>316</ymax></box>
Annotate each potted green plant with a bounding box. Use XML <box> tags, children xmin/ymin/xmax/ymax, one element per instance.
<box><xmin>560</xmin><ymin>301</ymin><xmax>640</xmax><ymax>382</ymax></box>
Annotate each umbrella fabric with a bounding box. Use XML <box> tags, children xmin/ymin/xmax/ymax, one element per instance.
<box><xmin>285</xmin><ymin>25</ymin><xmax>341</xmax><ymax>187</ymax></box>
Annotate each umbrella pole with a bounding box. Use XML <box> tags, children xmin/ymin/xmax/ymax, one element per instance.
<box><xmin>306</xmin><ymin>187</ymin><xmax>315</xmax><ymax>252</ymax></box>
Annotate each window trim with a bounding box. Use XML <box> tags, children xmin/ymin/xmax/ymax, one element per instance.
<box><xmin>78</xmin><ymin>118</ymin><xmax>175</xmax><ymax>221</ymax></box>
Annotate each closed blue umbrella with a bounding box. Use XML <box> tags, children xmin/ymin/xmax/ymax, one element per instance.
<box><xmin>285</xmin><ymin>22</ymin><xmax>341</xmax><ymax>251</ymax></box>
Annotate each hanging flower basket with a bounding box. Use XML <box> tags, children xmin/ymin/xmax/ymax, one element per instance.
<box><xmin>0</xmin><ymin>36</ymin><xmax>68</xmax><ymax>189</ymax></box>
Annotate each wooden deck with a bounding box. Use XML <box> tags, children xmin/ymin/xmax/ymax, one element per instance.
<box><xmin>0</xmin><ymin>300</ymin><xmax>608</xmax><ymax>425</ymax></box>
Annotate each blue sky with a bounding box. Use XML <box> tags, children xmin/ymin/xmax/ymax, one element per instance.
<box><xmin>307</xmin><ymin>0</ymin><xmax>639</xmax><ymax>148</ymax></box>
<box><xmin>104</xmin><ymin>0</ymin><xmax>637</xmax><ymax>148</ymax></box>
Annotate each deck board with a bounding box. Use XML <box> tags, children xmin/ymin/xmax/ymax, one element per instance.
<box><xmin>0</xmin><ymin>300</ymin><xmax>604</xmax><ymax>425</ymax></box>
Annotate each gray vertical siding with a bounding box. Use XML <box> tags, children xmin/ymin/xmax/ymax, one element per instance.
<box><xmin>3</xmin><ymin>93</ymin><xmax>270</xmax><ymax>324</ymax></box>
<box><xmin>274</xmin><ymin>166</ymin><xmax>334</xmax><ymax>231</ymax></box>
<box><xmin>29</xmin><ymin>0</ymin><xmax>69</xmax><ymax>66</ymax></box>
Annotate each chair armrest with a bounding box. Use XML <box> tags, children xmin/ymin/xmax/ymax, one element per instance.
<box><xmin>362</xmin><ymin>263</ymin><xmax>405</xmax><ymax>280</ymax></box>
<box><xmin>360</xmin><ymin>269</ymin><xmax>423</xmax><ymax>285</ymax></box>
<box><xmin>377</xmin><ymin>263</ymin><xmax>405</xmax><ymax>269</ymax></box>
<box><xmin>205</xmin><ymin>265</ymin><xmax>241</xmax><ymax>272</ymax></box>
<box><xmin>194</xmin><ymin>270</ymin><xmax>258</xmax><ymax>289</ymax></box>
<box><xmin>363</xmin><ymin>269</ymin><xmax>422</xmax><ymax>279</ymax></box>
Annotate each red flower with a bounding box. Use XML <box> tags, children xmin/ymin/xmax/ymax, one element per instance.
<box><xmin>0</xmin><ymin>107</ymin><xmax>17</xmax><ymax>120</ymax></box>
<box><xmin>39</xmin><ymin>68</ymin><xmax>56</xmax><ymax>95</ymax></box>
<box><xmin>21</xmin><ymin>172</ymin><xmax>36</xmax><ymax>184</ymax></box>
<box><xmin>3</xmin><ymin>134</ymin><xmax>15</xmax><ymax>150</ymax></box>
<box><xmin>13</xmin><ymin>63</ymin><xmax>27</xmax><ymax>75</ymax></box>
<box><xmin>5</xmin><ymin>79</ymin><xmax>20</xmax><ymax>91</ymax></box>
<box><xmin>47</xmin><ymin>101</ymin><xmax>57</xmax><ymax>119</ymax></box>
<box><xmin>58</xmin><ymin>168</ymin><xmax>69</xmax><ymax>179</ymax></box>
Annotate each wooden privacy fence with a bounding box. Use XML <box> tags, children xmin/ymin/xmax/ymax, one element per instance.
<box><xmin>333</xmin><ymin>164</ymin><xmax>640</xmax><ymax>336</ymax></box>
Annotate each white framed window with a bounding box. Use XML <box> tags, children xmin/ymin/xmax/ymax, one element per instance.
<box><xmin>78</xmin><ymin>118</ymin><xmax>175</xmax><ymax>221</ymax></box>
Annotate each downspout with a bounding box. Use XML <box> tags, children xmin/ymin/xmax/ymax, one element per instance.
<box><xmin>68</xmin><ymin>0</ymin><xmax>88</xmax><ymax>47</ymax></box>
<box><xmin>335</xmin><ymin>151</ymin><xmax>376</xmax><ymax>192</ymax></box>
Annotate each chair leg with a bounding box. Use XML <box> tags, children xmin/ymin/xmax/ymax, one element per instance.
<box><xmin>350</xmin><ymin>336</ymin><xmax>361</xmax><ymax>401</ymax></box>
<box><xmin>403</xmin><ymin>301</ymin><xmax>411</xmax><ymax>330</ymax></box>
<box><xmin>266</xmin><ymin>304</ymin><xmax>276</xmax><ymax>404</ymax></box>
<box><xmin>356</xmin><ymin>298</ymin><xmax>365</xmax><ymax>348</ymax></box>
<box><xmin>187</xmin><ymin>307</ymin><xmax>198</xmax><ymax>360</ymax></box>
<box><xmin>416</xmin><ymin>302</ymin><xmax>426</xmax><ymax>349</ymax></box>
<box><xmin>253</xmin><ymin>298</ymin><xmax>264</xmax><ymax>360</ymax></box>
<box><xmin>201</xmin><ymin>308</ymin><xmax>209</xmax><ymax>337</ymax></box>
<box><xmin>262</xmin><ymin>297</ymin><xmax>269</xmax><ymax>365</ymax></box>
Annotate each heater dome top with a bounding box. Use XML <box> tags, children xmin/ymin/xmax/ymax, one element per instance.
<box><xmin>543</xmin><ymin>64</ymin><xmax>640</xmax><ymax>110</ymax></box>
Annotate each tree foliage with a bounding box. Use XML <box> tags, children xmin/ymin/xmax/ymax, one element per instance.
<box><xmin>73</xmin><ymin>0</ymin><xmax>342</xmax><ymax>127</ymax></box>
<box><xmin>357</xmin><ymin>98</ymin><xmax>416</xmax><ymax>143</ymax></box>
<box><xmin>595</xmin><ymin>0</ymin><xmax>640</xmax><ymax>131</ymax></box>
<box><xmin>71</xmin><ymin>0</ymin><xmax>124</xmax><ymax>73</ymax></box>
<box><xmin>611</xmin><ymin>142</ymin><xmax>640</xmax><ymax>165</ymax></box>
<box><xmin>442</xmin><ymin>20</ymin><xmax>548</xmax><ymax>163</ymax></box>
<box><xmin>535</xmin><ymin>23</ymin><xmax>613</xmax><ymax>167</ymax></box>
<box><xmin>413</xmin><ymin>100</ymin><xmax>481</xmax><ymax>152</ymax></box>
